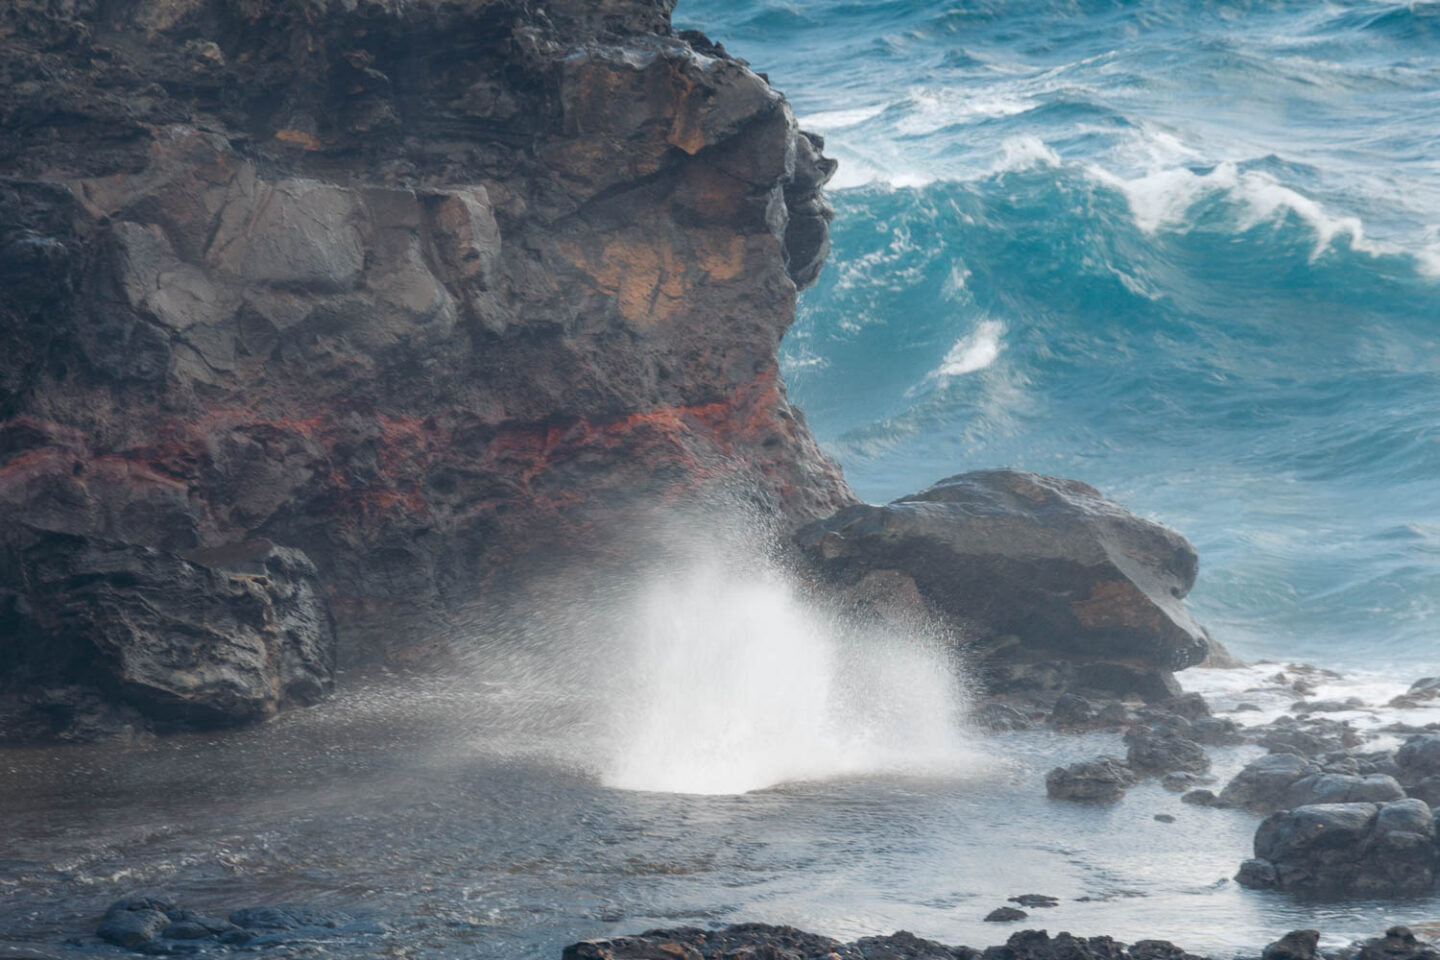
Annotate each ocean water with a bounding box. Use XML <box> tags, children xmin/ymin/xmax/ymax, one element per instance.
<box><xmin>677</xmin><ymin>0</ymin><xmax>1440</xmax><ymax>674</ymax></box>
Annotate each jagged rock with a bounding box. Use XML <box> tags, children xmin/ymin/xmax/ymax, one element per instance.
<box><xmin>0</xmin><ymin>528</ymin><xmax>335</xmax><ymax>739</ymax></box>
<box><xmin>1237</xmin><ymin>799</ymin><xmax>1440</xmax><ymax>897</ymax></box>
<box><xmin>1046</xmin><ymin>757</ymin><xmax>1138</xmax><ymax>803</ymax></box>
<box><xmin>795</xmin><ymin>470</ymin><xmax>1211</xmax><ymax>700</ymax></box>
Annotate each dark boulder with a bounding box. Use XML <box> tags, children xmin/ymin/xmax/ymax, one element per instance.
<box><xmin>1237</xmin><ymin>799</ymin><xmax>1440</xmax><ymax>897</ymax></box>
<box><xmin>1220</xmin><ymin>754</ymin><xmax>1321</xmax><ymax>813</ymax></box>
<box><xmin>1046</xmin><ymin>757</ymin><xmax>1138</xmax><ymax>803</ymax></box>
<box><xmin>795</xmin><ymin>470</ymin><xmax>1211</xmax><ymax>700</ymax></box>
<box><xmin>981</xmin><ymin>930</ymin><xmax>1129</xmax><ymax>960</ymax></box>
<box><xmin>1261</xmin><ymin>930</ymin><xmax>1321</xmax><ymax>960</ymax></box>
<box><xmin>1050</xmin><ymin>693</ymin><xmax>1098</xmax><ymax>728</ymax></box>
<box><xmin>1125</xmin><ymin>729</ymin><xmax>1211</xmax><ymax>775</ymax></box>
<box><xmin>1396</xmin><ymin>735</ymin><xmax>1440</xmax><ymax>787</ymax></box>
<box><xmin>1351</xmin><ymin>927</ymin><xmax>1440</xmax><ymax>960</ymax></box>
<box><xmin>0</xmin><ymin>528</ymin><xmax>335</xmax><ymax>740</ymax></box>
<box><xmin>1181</xmin><ymin>788</ymin><xmax>1228</xmax><ymax>807</ymax></box>
<box><xmin>985</xmin><ymin>908</ymin><xmax>1029</xmax><ymax>923</ymax></box>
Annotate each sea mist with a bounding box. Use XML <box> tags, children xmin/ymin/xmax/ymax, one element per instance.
<box><xmin>453</xmin><ymin>503</ymin><xmax>978</xmax><ymax>795</ymax></box>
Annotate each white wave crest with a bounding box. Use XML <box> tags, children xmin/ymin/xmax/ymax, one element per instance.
<box><xmin>934</xmin><ymin>319</ymin><xmax>1006</xmax><ymax>378</ymax></box>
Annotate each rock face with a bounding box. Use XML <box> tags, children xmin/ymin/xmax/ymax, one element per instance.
<box><xmin>1237</xmin><ymin>799</ymin><xmax>1440</xmax><ymax>897</ymax></box>
<box><xmin>0</xmin><ymin>0</ymin><xmax>854</xmax><ymax>735</ymax></box>
<box><xmin>0</xmin><ymin>527</ymin><xmax>334</xmax><ymax>740</ymax></box>
<box><xmin>796</xmin><ymin>470</ymin><xmax>1210</xmax><ymax>699</ymax></box>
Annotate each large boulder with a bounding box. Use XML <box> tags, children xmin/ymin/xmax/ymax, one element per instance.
<box><xmin>1237</xmin><ymin>799</ymin><xmax>1440</xmax><ymax>897</ymax></box>
<box><xmin>796</xmin><ymin>470</ymin><xmax>1210</xmax><ymax>699</ymax></box>
<box><xmin>0</xmin><ymin>527</ymin><xmax>335</xmax><ymax>740</ymax></box>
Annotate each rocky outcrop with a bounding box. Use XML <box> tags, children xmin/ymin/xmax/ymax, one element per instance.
<box><xmin>0</xmin><ymin>527</ymin><xmax>334</xmax><ymax>740</ymax></box>
<box><xmin>0</xmin><ymin>0</ymin><xmax>854</xmax><ymax>736</ymax></box>
<box><xmin>796</xmin><ymin>470</ymin><xmax>1211</xmax><ymax>700</ymax></box>
<box><xmin>564</xmin><ymin>925</ymin><xmax>1210</xmax><ymax>960</ymax></box>
<box><xmin>1237</xmin><ymin>799</ymin><xmax>1440</xmax><ymax>897</ymax></box>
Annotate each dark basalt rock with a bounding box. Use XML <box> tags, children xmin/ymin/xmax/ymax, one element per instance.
<box><xmin>1261</xmin><ymin>930</ymin><xmax>1321</xmax><ymax>960</ymax></box>
<box><xmin>1046</xmin><ymin>756</ymin><xmax>1138</xmax><ymax>803</ymax></box>
<box><xmin>1237</xmin><ymin>799</ymin><xmax>1440</xmax><ymax>897</ymax></box>
<box><xmin>1351</xmin><ymin>927</ymin><xmax>1440</xmax><ymax>960</ymax></box>
<box><xmin>1395</xmin><ymin>735</ymin><xmax>1440</xmax><ymax>786</ymax></box>
<box><xmin>795</xmin><ymin>470</ymin><xmax>1211</xmax><ymax>700</ymax></box>
<box><xmin>0</xmin><ymin>0</ymin><xmax>854</xmax><ymax>737</ymax></box>
<box><xmin>1221</xmin><ymin>755</ymin><xmax>1322</xmax><ymax>813</ymax></box>
<box><xmin>0</xmin><ymin>526</ymin><xmax>335</xmax><ymax>740</ymax></box>
<box><xmin>1125</xmin><ymin>729</ymin><xmax>1211</xmax><ymax>775</ymax></box>
<box><xmin>986</xmin><ymin>908</ymin><xmax>1029</xmax><ymax>923</ymax></box>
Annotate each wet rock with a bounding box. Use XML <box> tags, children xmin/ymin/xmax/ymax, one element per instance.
<box><xmin>1351</xmin><ymin>927</ymin><xmax>1440</xmax><ymax>960</ymax></box>
<box><xmin>985</xmin><ymin>908</ymin><xmax>1028</xmax><ymax>923</ymax></box>
<box><xmin>1125</xmin><ymin>729</ymin><xmax>1211</xmax><ymax>775</ymax></box>
<box><xmin>1162</xmin><ymin>772</ymin><xmax>1214</xmax><ymax>793</ymax></box>
<box><xmin>1096</xmin><ymin>702</ymin><xmax>1131</xmax><ymax>725</ymax></box>
<box><xmin>93</xmin><ymin>896</ymin><xmax>389</xmax><ymax>954</ymax></box>
<box><xmin>1237</xmin><ymin>799</ymin><xmax>1440</xmax><ymax>897</ymax></box>
<box><xmin>1046</xmin><ymin>757</ymin><xmax>1138</xmax><ymax>803</ymax></box>
<box><xmin>1262</xmin><ymin>930</ymin><xmax>1321</xmax><ymax>960</ymax></box>
<box><xmin>1292</xmin><ymin>698</ymin><xmax>1365</xmax><ymax>714</ymax></box>
<box><xmin>97</xmin><ymin>899</ymin><xmax>177</xmax><ymax>948</ymax></box>
<box><xmin>795</xmin><ymin>470</ymin><xmax>1211</xmax><ymax>700</ymax></box>
<box><xmin>1220</xmin><ymin>754</ymin><xmax>1322</xmax><ymax>813</ymax></box>
<box><xmin>981</xmin><ymin>929</ymin><xmax>1129</xmax><ymax>960</ymax></box>
<box><xmin>1050</xmin><ymin>693</ymin><xmax>1098</xmax><ymax>728</ymax></box>
<box><xmin>1255</xmin><ymin>716</ymin><xmax>1361</xmax><ymax>757</ymax></box>
<box><xmin>1396</xmin><ymin>735</ymin><xmax>1440</xmax><ymax>787</ymax></box>
<box><xmin>1390</xmin><ymin>679</ymin><xmax>1440</xmax><ymax>710</ymax></box>
<box><xmin>0</xmin><ymin>529</ymin><xmax>335</xmax><ymax>738</ymax></box>
<box><xmin>1181</xmin><ymin>789</ymin><xmax>1228</xmax><ymax>808</ymax></box>
<box><xmin>1282</xmin><ymin>773</ymin><xmax>1405</xmax><ymax>808</ymax></box>
<box><xmin>562</xmin><ymin>924</ymin><xmax>844</xmax><ymax>960</ymax></box>
<box><xmin>1007</xmin><ymin>895</ymin><xmax>1059</xmax><ymax>908</ymax></box>
<box><xmin>1129</xmin><ymin>941</ymin><xmax>1208</xmax><ymax>960</ymax></box>
<box><xmin>853</xmin><ymin>930</ymin><xmax>965</xmax><ymax>959</ymax></box>
<box><xmin>1154</xmin><ymin>814</ymin><xmax>1176</xmax><ymax>823</ymax></box>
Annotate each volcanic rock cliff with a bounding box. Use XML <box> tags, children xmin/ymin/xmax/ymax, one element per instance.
<box><xmin>0</xmin><ymin>0</ymin><xmax>855</xmax><ymax>737</ymax></box>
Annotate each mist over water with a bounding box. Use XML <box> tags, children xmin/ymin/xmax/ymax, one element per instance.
<box><xmin>451</xmin><ymin>507</ymin><xmax>976</xmax><ymax>796</ymax></box>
